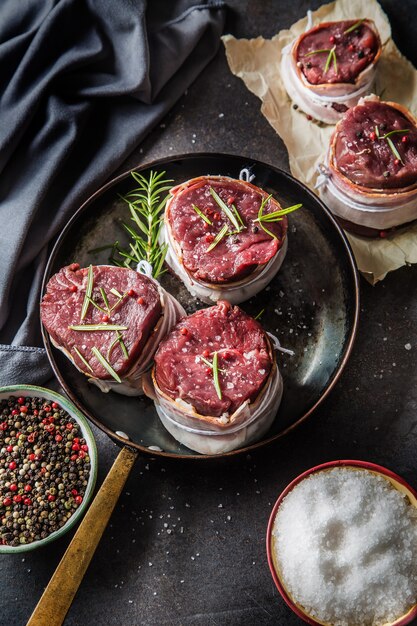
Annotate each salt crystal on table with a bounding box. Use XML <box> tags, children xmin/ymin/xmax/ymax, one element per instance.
<box><xmin>272</xmin><ymin>468</ymin><xmax>417</xmax><ymax>626</ymax></box>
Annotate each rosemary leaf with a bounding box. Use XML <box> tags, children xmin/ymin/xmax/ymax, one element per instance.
<box><xmin>153</xmin><ymin>243</ymin><xmax>168</xmax><ymax>279</ymax></box>
<box><xmin>128</xmin><ymin>207</ymin><xmax>149</xmax><ymax>236</ymax></box>
<box><xmin>207</xmin><ymin>224</ymin><xmax>229</xmax><ymax>252</ymax></box>
<box><xmin>382</xmin><ymin>129</ymin><xmax>410</xmax><ymax>140</ymax></box>
<box><xmin>200</xmin><ymin>355</ymin><xmax>213</xmax><ymax>368</ymax></box>
<box><xmin>375</xmin><ymin>125</ymin><xmax>380</xmax><ymax>138</ymax></box>
<box><xmin>304</xmin><ymin>48</ymin><xmax>332</xmax><ymax>57</ymax></box>
<box><xmin>255</xmin><ymin>203</ymin><xmax>303</xmax><ymax>223</ymax></box>
<box><xmin>200</xmin><ymin>355</ymin><xmax>225</xmax><ymax>373</ymax></box>
<box><xmin>110</xmin><ymin>288</ymin><xmax>123</xmax><ymax>298</ymax></box>
<box><xmin>386</xmin><ymin>136</ymin><xmax>402</xmax><ymax>162</ymax></box>
<box><xmin>109</xmin><ymin>292</ymin><xmax>128</xmax><ymax>313</ymax></box>
<box><xmin>92</xmin><ymin>347</ymin><xmax>121</xmax><ymax>383</ymax></box>
<box><xmin>259</xmin><ymin>221</ymin><xmax>277</xmax><ymax>240</ymax></box>
<box><xmin>305</xmin><ymin>47</ymin><xmax>336</xmax><ymax>74</ymax></box>
<box><xmin>123</xmin><ymin>222</ymin><xmax>146</xmax><ymax>242</ymax></box>
<box><xmin>117</xmin><ymin>249</ymin><xmax>142</xmax><ymax>264</ymax></box>
<box><xmin>231</xmin><ymin>204</ymin><xmax>245</xmax><ymax>229</ymax></box>
<box><xmin>69</xmin><ymin>324</ymin><xmax>128</xmax><ymax>331</ymax></box>
<box><xmin>192</xmin><ymin>203</ymin><xmax>213</xmax><ymax>225</ymax></box>
<box><xmin>100</xmin><ymin>287</ymin><xmax>110</xmax><ymax>310</ymax></box>
<box><xmin>212</xmin><ymin>351</ymin><xmax>222</xmax><ymax>400</ymax></box>
<box><xmin>324</xmin><ymin>47</ymin><xmax>335</xmax><ymax>74</ymax></box>
<box><xmin>209</xmin><ymin>187</ymin><xmax>241</xmax><ymax>230</ymax></box>
<box><xmin>344</xmin><ymin>19</ymin><xmax>364</xmax><ymax>35</ymax></box>
<box><xmin>254</xmin><ymin>308</ymin><xmax>265</xmax><ymax>320</ymax></box>
<box><xmin>257</xmin><ymin>194</ymin><xmax>277</xmax><ymax>240</ymax></box>
<box><xmin>73</xmin><ymin>347</ymin><xmax>94</xmax><ymax>373</ymax></box>
<box><xmin>107</xmin><ymin>331</ymin><xmax>129</xmax><ymax>361</ymax></box>
<box><xmin>332</xmin><ymin>48</ymin><xmax>338</xmax><ymax>73</ymax></box>
<box><xmin>107</xmin><ymin>335</ymin><xmax>119</xmax><ymax>362</ymax></box>
<box><xmin>86</xmin><ymin>297</ymin><xmax>107</xmax><ymax>314</ymax></box>
<box><xmin>116</xmin><ymin>330</ymin><xmax>129</xmax><ymax>359</ymax></box>
<box><xmin>80</xmin><ymin>265</ymin><xmax>94</xmax><ymax>321</ymax></box>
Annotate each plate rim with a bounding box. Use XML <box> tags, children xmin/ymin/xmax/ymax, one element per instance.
<box><xmin>41</xmin><ymin>152</ymin><xmax>360</xmax><ymax>460</ymax></box>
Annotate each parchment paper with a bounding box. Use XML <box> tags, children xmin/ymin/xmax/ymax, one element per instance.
<box><xmin>222</xmin><ymin>0</ymin><xmax>417</xmax><ymax>283</ymax></box>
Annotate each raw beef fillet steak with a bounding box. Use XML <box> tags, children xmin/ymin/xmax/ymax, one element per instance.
<box><xmin>153</xmin><ymin>300</ymin><xmax>273</xmax><ymax>417</ymax></box>
<box><xmin>41</xmin><ymin>264</ymin><xmax>162</xmax><ymax>380</ymax></box>
<box><xmin>333</xmin><ymin>100</ymin><xmax>417</xmax><ymax>189</ymax></box>
<box><xmin>165</xmin><ymin>176</ymin><xmax>288</xmax><ymax>284</ymax></box>
<box><xmin>297</xmin><ymin>19</ymin><xmax>380</xmax><ymax>85</ymax></box>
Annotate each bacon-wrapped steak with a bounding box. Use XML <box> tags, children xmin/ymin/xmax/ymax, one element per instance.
<box><xmin>41</xmin><ymin>264</ymin><xmax>185</xmax><ymax>395</ymax></box>
<box><xmin>281</xmin><ymin>19</ymin><xmax>382</xmax><ymax>124</ymax></box>
<box><xmin>162</xmin><ymin>176</ymin><xmax>289</xmax><ymax>304</ymax></box>
<box><xmin>320</xmin><ymin>97</ymin><xmax>417</xmax><ymax>233</ymax></box>
<box><xmin>150</xmin><ymin>301</ymin><xmax>283</xmax><ymax>454</ymax></box>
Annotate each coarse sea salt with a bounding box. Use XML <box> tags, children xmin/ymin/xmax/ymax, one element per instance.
<box><xmin>272</xmin><ymin>468</ymin><xmax>417</xmax><ymax>626</ymax></box>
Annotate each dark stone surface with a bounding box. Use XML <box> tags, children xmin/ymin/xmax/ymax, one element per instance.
<box><xmin>2</xmin><ymin>1</ymin><xmax>417</xmax><ymax>625</ymax></box>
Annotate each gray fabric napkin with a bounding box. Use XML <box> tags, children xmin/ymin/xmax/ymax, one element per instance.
<box><xmin>0</xmin><ymin>0</ymin><xmax>226</xmax><ymax>385</ymax></box>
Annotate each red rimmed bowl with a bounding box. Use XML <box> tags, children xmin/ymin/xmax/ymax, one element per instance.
<box><xmin>266</xmin><ymin>460</ymin><xmax>417</xmax><ymax>626</ymax></box>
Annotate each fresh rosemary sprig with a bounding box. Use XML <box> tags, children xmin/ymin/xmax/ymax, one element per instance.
<box><xmin>210</xmin><ymin>187</ymin><xmax>242</xmax><ymax>231</ymax></box>
<box><xmin>80</xmin><ymin>265</ymin><xmax>94</xmax><ymax>321</ymax></box>
<box><xmin>304</xmin><ymin>46</ymin><xmax>337</xmax><ymax>74</ymax></box>
<box><xmin>373</xmin><ymin>127</ymin><xmax>410</xmax><ymax>164</ymax></box>
<box><xmin>192</xmin><ymin>203</ymin><xmax>213</xmax><ymax>225</ymax></box>
<box><xmin>207</xmin><ymin>224</ymin><xmax>229</xmax><ymax>252</ymax></box>
<box><xmin>91</xmin><ymin>347</ymin><xmax>122</xmax><ymax>383</ymax></box>
<box><xmin>254</xmin><ymin>195</ymin><xmax>302</xmax><ymax>239</ymax></box>
<box><xmin>344</xmin><ymin>19</ymin><xmax>364</xmax><ymax>35</ymax></box>
<box><xmin>105</xmin><ymin>170</ymin><xmax>173</xmax><ymax>279</ymax></box>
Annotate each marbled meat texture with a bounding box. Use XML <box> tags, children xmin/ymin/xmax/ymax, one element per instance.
<box><xmin>297</xmin><ymin>20</ymin><xmax>379</xmax><ymax>85</ymax></box>
<box><xmin>154</xmin><ymin>301</ymin><xmax>273</xmax><ymax>417</ymax></box>
<box><xmin>41</xmin><ymin>264</ymin><xmax>162</xmax><ymax>379</ymax></box>
<box><xmin>334</xmin><ymin>101</ymin><xmax>417</xmax><ymax>189</ymax></box>
<box><xmin>166</xmin><ymin>176</ymin><xmax>287</xmax><ymax>284</ymax></box>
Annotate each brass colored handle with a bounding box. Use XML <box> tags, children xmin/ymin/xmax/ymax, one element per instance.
<box><xmin>27</xmin><ymin>445</ymin><xmax>138</xmax><ymax>626</ymax></box>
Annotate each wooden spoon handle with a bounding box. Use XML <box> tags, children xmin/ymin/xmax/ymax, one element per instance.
<box><xmin>27</xmin><ymin>445</ymin><xmax>138</xmax><ymax>626</ymax></box>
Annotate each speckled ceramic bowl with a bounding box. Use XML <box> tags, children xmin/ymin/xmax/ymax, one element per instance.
<box><xmin>266</xmin><ymin>460</ymin><xmax>417</xmax><ymax>626</ymax></box>
<box><xmin>0</xmin><ymin>385</ymin><xmax>97</xmax><ymax>553</ymax></box>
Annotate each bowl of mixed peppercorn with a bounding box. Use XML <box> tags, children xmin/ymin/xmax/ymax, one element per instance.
<box><xmin>0</xmin><ymin>385</ymin><xmax>97</xmax><ymax>552</ymax></box>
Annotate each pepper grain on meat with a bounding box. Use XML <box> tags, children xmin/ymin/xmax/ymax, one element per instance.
<box><xmin>0</xmin><ymin>396</ymin><xmax>90</xmax><ymax>547</ymax></box>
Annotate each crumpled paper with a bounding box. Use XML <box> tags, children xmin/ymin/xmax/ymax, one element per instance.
<box><xmin>222</xmin><ymin>0</ymin><xmax>417</xmax><ymax>283</ymax></box>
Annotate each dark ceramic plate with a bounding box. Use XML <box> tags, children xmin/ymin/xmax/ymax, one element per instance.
<box><xmin>41</xmin><ymin>153</ymin><xmax>359</xmax><ymax>459</ymax></box>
